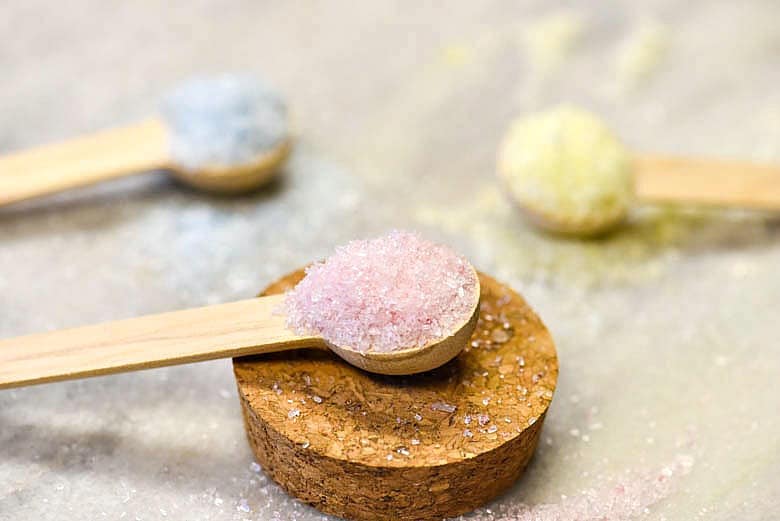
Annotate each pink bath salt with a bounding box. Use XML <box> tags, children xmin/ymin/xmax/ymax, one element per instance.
<box><xmin>284</xmin><ymin>230</ymin><xmax>478</xmax><ymax>353</ymax></box>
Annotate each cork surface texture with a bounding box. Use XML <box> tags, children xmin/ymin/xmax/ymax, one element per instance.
<box><xmin>233</xmin><ymin>270</ymin><xmax>558</xmax><ymax>520</ymax></box>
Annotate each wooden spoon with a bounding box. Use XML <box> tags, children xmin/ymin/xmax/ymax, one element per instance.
<box><xmin>0</xmin><ymin>277</ymin><xmax>480</xmax><ymax>390</ymax></box>
<box><xmin>0</xmin><ymin>118</ymin><xmax>291</xmax><ymax>207</ymax></box>
<box><xmin>633</xmin><ymin>154</ymin><xmax>780</xmax><ymax>210</ymax></box>
<box><xmin>510</xmin><ymin>154</ymin><xmax>780</xmax><ymax>236</ymax></box>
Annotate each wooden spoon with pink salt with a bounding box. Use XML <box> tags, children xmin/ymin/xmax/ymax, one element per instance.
<box><xmin>0</xmin><ymin>231</ymin><xmax>480</xmax><ymax>389</ymax></box>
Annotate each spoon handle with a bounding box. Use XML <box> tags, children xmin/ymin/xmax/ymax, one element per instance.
<box><xmin>0</xmin><ymin>118</ymin><xmax>170</xmax><ymax>207</ymax></box>
<box><xmin>634</xmin><ymin>154</ymin><xmax>780</xmax><ymax>210</ymax></box>
<box><xmin>0</xmin><ymin>294</ymin><xmax>321</xmax><ymax>390</ymax></box>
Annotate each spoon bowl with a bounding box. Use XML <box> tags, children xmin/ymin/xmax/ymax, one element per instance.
<box><xmin>169</xmin><ymin>138</ymin><xmax>292</xmax><ymax>194</ymax></box>
<box><xmin>513</xmin><ymin>195</ymin><xmax>627</xmax><ymax>237</ymax></box>
<box><xmin>329</xmin><ymin>295</ymin><xmax>480</xmax><ymax>375</ymax></box>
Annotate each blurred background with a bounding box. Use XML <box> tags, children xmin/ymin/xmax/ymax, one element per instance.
<box><xmin>1</xmin><ymin>2</ymin><xmax>779</xmax><ymax>520</ymax></box>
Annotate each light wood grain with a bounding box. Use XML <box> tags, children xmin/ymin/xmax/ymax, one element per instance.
<box><xmin>0</xmin><ymin>294</ymin><xmax>323</xmax><ymax>390</ymax></box>
<box><xmin>0</xmin><ymin>279</ymin><xmax>480</xmax><ymax>389</ymax></box>
<box><xmin>634</xmin><ymin>154</ymin><xmax>780</xmax><ymax>210</ymax></box>
<box><xmin>0</xmin><ymin>118</ymin><xmax>170</xmax><ymax>206</ymax></box>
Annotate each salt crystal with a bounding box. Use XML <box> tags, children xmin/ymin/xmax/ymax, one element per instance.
<box><xmin>287</xmin><ymin>409</ymin><xmax>300</xmax><ymax>419</ymax></box>
<box><xmin>463</xmin><ymin>429</ymin><xmax>474</xmax><ymax>438</ymax></box>
<box><xmin>284</xmin><ymin>231</ymin><xmax>478</xmax><ymax>352</ymax></box>
<box><xmin>237</xmin><ymin>498</ymin><xmax>251</xmax><ymax>513</ymax></box>
<box><xmin>431</xmin><ymin>401</ymin><xmax>457</xmax><ymax>413</ymax></box>
<box><xmin>477</xmin><ymin>414</ymin><xmax>491</xmax><ymax>426</ymax></box>
<box><xmin>312</xmin><ymin>395</ymin><xmax>323</xmax><ymax>404</ymax></box>
<box><xmin>487</xmin><ymin>425</ymin><xmax>498</xmax><ymax>434</ymax></box>
<box><xmin>491</xmin><ymin>329</ymin><xmax>510</xmax><ymax>343</ymax></box>
<box><xmin>249</xmin><ymin>462</ymin><xmax>261</xmax><ymax>473</ymax></box>
<box><xmin>414</xmin><ymin>413</ymin><xmax>423</xmax><ymax>421</ymax></box>
<box><xmin>410</xmin><ymin>439</ymin><xmax>421</xmax><ymax>446</ymax></box>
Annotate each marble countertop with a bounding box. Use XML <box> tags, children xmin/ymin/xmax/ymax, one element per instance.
<box><xmin>1</xmin><ymin>2</ymin><xmax>778</xmax><ymax>520</ymax></box>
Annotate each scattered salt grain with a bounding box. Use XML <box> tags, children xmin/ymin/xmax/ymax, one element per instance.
<box><xmin>284</xmin><ymin>231</ymin><xmax>478</xmax><ymax>353</ymax></box>
<box><xmin>287</xmin><ymin>409</ymin><xmax>300</xmax><ymax>419</ymax></box>
<box><xmin>464</xmin><ymin>454</ymin><xmax>694</xmax><ymax>521</ymax></box>
<box><xmin>491</xmin><ymin>329</ymin><xmax>510</xmax><ymax>343</ymax></box>
<box><xmin>431</xmin><ymin>401</ymin><xmax>458</xmax><ymax>413</ymax></box>
<box><xmin>249</xmin><ymin>462</ymin><xmax>261</xmax><ymax>473</ymax></box>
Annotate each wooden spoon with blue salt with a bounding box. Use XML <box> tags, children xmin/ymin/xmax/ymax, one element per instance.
<box><xmin>0</xmin><ymin>75</ymin><xmax>291</xmax><ymax>205</ymax></box>
<box><xmin>0</xmin><ymin>232</ymin><xmax>480</xmax><ymax>388</ymax></box>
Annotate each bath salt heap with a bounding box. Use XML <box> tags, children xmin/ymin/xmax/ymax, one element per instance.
<box><xmin>284</xmin><ymin>230</ymin><xmax>478</xmax><ymax>353</ymax></box>
<box><xmin>498</xmin><ymin>106</ymin><xmax>632</xmax><ymax>235</ymax></box>
<box><xmin>162</xmin><ymin>74</ymin><xmax>288</xmax><ymax>170</ymax></box>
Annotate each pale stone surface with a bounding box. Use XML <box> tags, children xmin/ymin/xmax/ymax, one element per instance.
<box><xmin>1</xmin><ymin>2</ymin><xmax>779</xmax><ymax>520</ymax></box>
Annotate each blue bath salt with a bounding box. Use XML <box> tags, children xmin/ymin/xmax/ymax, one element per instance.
<box><xmin>161</xmin><ymin>74</ymin><xmax>288</xmax><ymax>170</ymax></box>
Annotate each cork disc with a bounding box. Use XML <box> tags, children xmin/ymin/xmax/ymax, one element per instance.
<box><xmin>233</xmin><ymin>270</ymin><xmax>558</xmax><ymax>521</ymax></box>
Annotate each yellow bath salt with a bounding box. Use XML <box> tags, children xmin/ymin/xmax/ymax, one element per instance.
<box><xmin>498</xmin><ymin>106</ymin><xmax>633</xmax><ymax>235</ymax></box>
